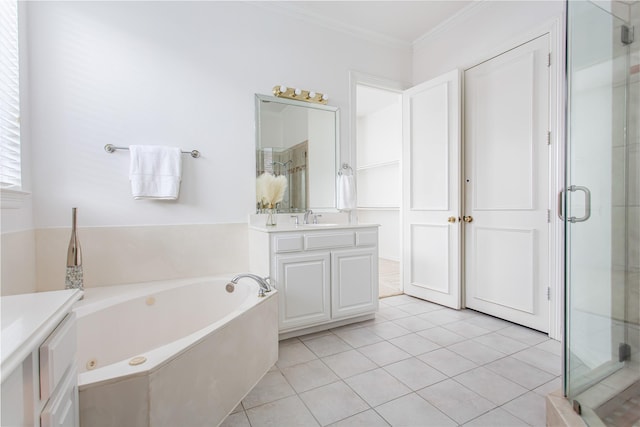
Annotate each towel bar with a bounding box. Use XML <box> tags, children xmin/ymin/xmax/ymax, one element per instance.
<box><xmin>104</xmin><ymin>144</ymin><xmax>200</xmax><ymax>158</ymax></box>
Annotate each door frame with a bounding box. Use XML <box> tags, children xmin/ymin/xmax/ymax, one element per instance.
<box><xmin>460</xmin><ymin>18</ymin><xmax>564</xmax><ymax>340</ymax></box>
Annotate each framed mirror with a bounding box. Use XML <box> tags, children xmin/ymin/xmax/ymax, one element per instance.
<box><xmin>255</xmin><ymin>94</ymin><xmax>339</xmax><ymax>213</ymax></box>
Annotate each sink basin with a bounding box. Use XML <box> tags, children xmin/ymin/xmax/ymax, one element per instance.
<box><xmin>304</xmin><ymin>223</ymin><xmax>340</xmax><ymax>227</ymax></box>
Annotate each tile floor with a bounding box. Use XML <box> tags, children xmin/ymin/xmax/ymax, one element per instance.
<box><xmin>221</xmin><ymin>294</ymin><xmax>561</xmax><ymax>427</ymax></box>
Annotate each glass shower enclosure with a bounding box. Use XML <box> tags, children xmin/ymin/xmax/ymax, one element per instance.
<box><xmin>565</xmin><ymin>1</ymin><xmax>639</xmax><ymax>425</ymax></box>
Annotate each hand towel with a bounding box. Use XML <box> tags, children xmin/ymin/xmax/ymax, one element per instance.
<box><xmin>129</xmin><ymin>145</ymin><xmax>182</xmax><ymax>200</ymax></box>
<box><xmin>337</xmin><ymin>174</ymin><xmax>356</xmax><ymax>210</ymax></box>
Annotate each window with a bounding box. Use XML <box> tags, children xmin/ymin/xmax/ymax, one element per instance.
<box><xmin>0</xmin><ymin>0</ymin><xmax>21</xmax><ymax>190</ymax></box>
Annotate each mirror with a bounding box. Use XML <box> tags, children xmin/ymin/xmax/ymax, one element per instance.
<box><xmin>255</xmin><ymin>94</ymin><xmax>339</xmax><ymax>213</ymax></box>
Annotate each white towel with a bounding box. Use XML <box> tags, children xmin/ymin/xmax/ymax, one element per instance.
<box><xmin>129</xmin><ymin>145</ymin><xmax>182</xmax><ymax>200</ymax></box>
<box><xmin>337</xmin><ymin>174</ymin><xmax>356</xmax><ymax>210</ymax></box>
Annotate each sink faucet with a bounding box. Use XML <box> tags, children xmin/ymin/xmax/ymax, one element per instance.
<box><xmin>228</xmin><ymin>273</ymin><xmax>272</xmax><ymax>297</ymax></box>
<box><xmin>303</xmin><ymin>209</ymin><xmax>313</xmax><ymax>224</ymax></box>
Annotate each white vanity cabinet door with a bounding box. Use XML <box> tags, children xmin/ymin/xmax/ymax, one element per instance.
<box><xmin>331</xmin><ymin>247</ymin><xmax>378</xmax><ymax>319</ymax></box>
<box><xmin>275</xmin><ymin>252</ymin><xmax>331</xmax><ymax>331</ymax></box>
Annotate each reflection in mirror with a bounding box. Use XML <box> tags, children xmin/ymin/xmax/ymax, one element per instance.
<box><xmin>255</xmin><ymin>94</ymin><xmax>338</xmax><ymax>213</ymax></box>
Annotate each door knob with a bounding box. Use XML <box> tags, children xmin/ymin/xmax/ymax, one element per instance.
<box><xmin>463</xmin><ymin>216</ymin><xmax>473</xmax><ymax>223</ymax></box>
<box><xmin>448</xmin><ymin>216</ymin><xmax>457</xmax><ymax>223</ymax></box>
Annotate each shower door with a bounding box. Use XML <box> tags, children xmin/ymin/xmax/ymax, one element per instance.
<box><xmin>565</xmin><ymin>0</ymin><xmax>638</xmax><ymax>423</ymax></box>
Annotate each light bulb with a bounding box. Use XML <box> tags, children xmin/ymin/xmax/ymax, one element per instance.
<box><xmin>322</xmin><ymin>94</ymin><xmax>329</xmax><ymax>101</ymax></box>
<box><xmin>308</xmin><ymin>91</ymin><xmax>316</xmax><ymax>98</ymax></box>
<box><xmin>294</xmin><ymin>88</ymin><xmax>302</xmax><ymax>96</ymax></box>
<box><xmin>279</xmin><ymin>85</ymin><xmax>287</xmax><ymax>93</ymax></box>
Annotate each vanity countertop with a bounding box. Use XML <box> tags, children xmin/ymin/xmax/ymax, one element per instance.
<box><xmin>1</xmin><ymin>289</ymin><xmax>83</xmax><ymax>383</ymax></box>
<box><xmin>250</xmin><ymin>223</ymin><xmax>380</xmax><ymax>233</ymax></box>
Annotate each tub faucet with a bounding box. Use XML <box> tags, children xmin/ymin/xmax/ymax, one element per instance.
<box><xmin>229</xmin><ymin>273</ymin><xmax>272</xmax><ymax>297</ymax></box>
<box><xmin>303</xmin><ymin>209</ymin><xmax>313</xmax><ymax>224</ymax></box>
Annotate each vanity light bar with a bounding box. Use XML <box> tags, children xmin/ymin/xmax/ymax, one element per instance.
<box><xmin>272</xmin><ymin>85</ymin><xmax>328</xmax><ymax>105</ymax></box>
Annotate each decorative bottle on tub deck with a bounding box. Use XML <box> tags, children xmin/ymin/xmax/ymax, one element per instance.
<box><xmin>65</xmin><ymin>207</ymin><xmax>84</xmax><ymax>290</ymax></box>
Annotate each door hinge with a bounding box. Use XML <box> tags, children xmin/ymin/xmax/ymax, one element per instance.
<box><xmin>547</xmin><ymin>131</ymin><xmax>551</xmax><ymax>145</ymax></box>
<box><xmin>547</xmin><ymin>286</ymin><xmax>551</xmax><ymax>300</ymax></box>
<box><xmin>547</xmin><ymin>209</ymin><xmax>551</xmax><ymax>223</ymax></box>
<box><xmin>622</xmin><ymin>25</ymin><xmax>634</xmax><ymax>45</ymax></box>
<box><xmin>619</xmin><ymin>343</ymin><xmax>631</xmax><ymax>362</ymax></box>
<box><xmin>547</xmin><ymin>52</ymin><xmax>551</xmax><ymax>67</ymax></box>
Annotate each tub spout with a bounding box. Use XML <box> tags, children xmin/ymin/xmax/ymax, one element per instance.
<box><xmin>230</xmin><ymin>273</ymin><xmax>272</xmax><ymax>297</ymax></box>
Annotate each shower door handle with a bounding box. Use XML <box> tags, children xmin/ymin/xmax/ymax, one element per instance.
<box><xmin>560</xmin><ymin>185</ymin><xmax>592</xmax><ymax>223</ymax></box>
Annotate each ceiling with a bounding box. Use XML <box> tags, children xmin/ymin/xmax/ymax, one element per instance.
<box><xmin>261</xmin><ymin>1</ymin><xmax>476</xmax><ymax>46</ymax></box>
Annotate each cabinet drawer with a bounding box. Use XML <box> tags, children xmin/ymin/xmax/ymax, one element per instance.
<box><xmin>274</xmin><ymin>234</ymin><xmax>304</xmax><ymax>253</ymax></box>
<box><xmin>40</xmin><ymin>313</ymin><xmax>76</xmax><ymax>401</ymax></box>
<box><xmin>305</xmin><ymin>232</ymin><xmax>354</xmax><ymax>251</ymax></box>
<box><xmin>41</xmin><ymin>366</ymin><xmax>78</xmax><ymax>427</ymax></box>
<box><xmin>356</xmin><ymin>230</ymin><xmax>378</xmax><ymax>247</ymax></box>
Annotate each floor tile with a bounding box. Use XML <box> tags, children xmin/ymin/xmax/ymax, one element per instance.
<box><xmin>417</xmin><ymin>309</ymin><xmax>464</xmax><ymax>325</ymax></box>
<box><xmin>454</xmin><ymin>367</ymin><xmax>528</xmax><ymax>406</ymax></box>
<box><xmin>363</xmin><ymin>322</ymin><xmax>411</xmax><ymax>340</ymax></box>
<box><xmin>417</xmin><ymin>326</ymin><xmax>467</xmax><ymax>346</ymax></box>
<box><xmin>280</xmin><ymin>359</ymin><xmax>339</xmax><ymax>393</ymax></box>
<box><xmin>299</xmin><ymin>381</ymin><xmax>369</xmax><ymax>426</ymax></box>
<box><xmin>377</xmin><ymin>306</ymin><xmax>412</xmax><ymax>321</ymax></box>
<box><xmin>241</xmin><ymin>370</ymin><xmax>296</xmax><ymax>409</ymax></box>
<box><xmin>379</xmin><ymin>294</ymin><xmax>416</xmax><ymax>307</ymax></box>
<box><xmin>485</xmin><ymin>356</ymin><xmax>556</xmax><ymax>390</ymax></box>
<box><xmin>512</xmin><ymin>346</ymin><xmax>562</xmax><ymax>376</ymax></box>
<box><xmin>303</xmin><ymin>334</ymin><xmax>353</xmax><ymax>358</ymax></box>
<box><xmin>224</xmin><ymin>296</ymin><xmax>559</xmax><ymax>427</ymax></box>
<box><xmin>534</xmin><ymin>338</ymin><xmax>562</xmax><ymax>356</ymax></box>
<box><xmin>219</xmin><ymin>411</ymin><xmax>251</xmax><ymax>427</ymax></box>
<box><xmin>533</xmin><ymin>376</ymin><xmax>562</xmax><ymax>397</ymax></box>
<box><xmin>442</xmin><ymin>320</ymin><xmax>492</xmax><ymax>338</ymax></box>
<box><xmin>276</xmin><ymin>339</ymin><xmax>318</xmax><ymax>368</ymax></box>
<box><xmin>384</xmin><ymin>357</ymin><xmax>447</xmax><ymax>390</ymax></box>
<box><xmin>327</xmin><ymin>409</ymin><xmax>390</xmax><ymax>427</ymax></box>
<box><xmin>345</xmin><ymin>368</ymin><xmax>411</xmax><ymax>406</ymax></box>
<box><xmin>418</xmin><ymin>378</ymin><xmax>496</xmax><ymax>424</ymax></box>
<box><xmin>333</xmin><ymin>326</ymin><xmax>384</xmax><ymax>348</ymax></box>
<box><xmin>472</xmin><ymin>332</ymin><xmax>529</xmax><ymax>355</ymax></box>
<box><xmin>393</xmin><ymin>301</ymin><xmax>442</xmax><ymax>315</ymax></box>
<box><xmin>388</xmin><ymin>333</ymin><xmax>440</xmax><ymax>356</ymax></box>
<box><xmin>447</xmin><ymin>340</ymin><xmax>506</xmax><ymax>365</ymax></box>
<box><xmin>358</xmin><ymin>341</ymin><xmax>412</xmax><ymax>366</ymax></box>
<box><xmin>417</xmin><ymin>348</ymin><xmax>478</xmax><ymax>377</ymax></box>
<box><xmin>246</xmin><ymin>395</ymin><xmax>320</xmax><ymax>427</ymax></box>
<box><xmin>497</xmin><ymin>325</ymin><xmax>549</xmax><ymax>346</ymax></box>
<box><xmin>321</xmin><ymin>349</ymin><xmax>378</xmax><ymax>379</ymax></box>
<box><xmin>468</xmin><ymin>313</ymin><xmax>513</xmax><ymax>331</ymax></box>
<box><xmin>502</xmin><ymin>391</ymin><xmax>547</xmax><ymax>426</ymax></box>
<box><xmin>375</xmin><ymin>393</ymin><xmax>457</xmax><ymax>427</ymax></box>
<box><xmin>463</xmin><ymin>407</ymin><xmax>529</xmax><ymax>426</ymax></box>
<box><xmin>391</xmin><ymin>315</ymin><xmax>436</xmax><ymax>332</ymax></box>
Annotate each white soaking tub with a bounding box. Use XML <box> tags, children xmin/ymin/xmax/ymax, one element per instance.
<box><xmin>73</xmin><ymin>276</ymin><xmax>278</xmax><ymax>427</ymax></box>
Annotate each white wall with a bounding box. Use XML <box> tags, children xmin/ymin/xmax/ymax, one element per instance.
<box><xmin>2</xmin><ymin>1</ymin><xmax>411</xmax><ymax>294</ymax></box>
<box><xmin>25</xmin><ymin>1</ymin><xmax>411</xmax><ymax>229</ymax></box>
<box><xmin>413</xmin><ymin>1</ymin><xmax>564</xmax><ymax>84</ymax></box>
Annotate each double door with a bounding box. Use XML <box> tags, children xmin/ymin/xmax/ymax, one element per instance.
<box><xmin>402</xmin><ymin>35</ymin><xmax>552</xmax><ymax>332</ymax></box>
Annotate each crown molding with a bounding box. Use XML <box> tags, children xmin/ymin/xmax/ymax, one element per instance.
<box><xmin>412</xmin><ymin>0</ymin><xmax>489</xmax><ymax>50</ymax></box>
<box><xmin>246</xmin><ymin>1</ymin><xmax>412</xmax><ymax>51</ymax></box>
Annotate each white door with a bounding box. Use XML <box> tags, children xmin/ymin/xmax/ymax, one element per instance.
<box><xmin>402</xmin><ymin>69</ymin><xmax>462</xmax><ymax>309</ymax></box>
<box><xmin>464</xmin><ymin>35</ymin><xmax>550</xmax><ymax>332</ymax></box>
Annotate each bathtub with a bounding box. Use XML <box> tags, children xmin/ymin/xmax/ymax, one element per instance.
<box><xmin>73</xmin><ymin>276</ymin><xmax>278</xmax><ymax>427</ymax></box>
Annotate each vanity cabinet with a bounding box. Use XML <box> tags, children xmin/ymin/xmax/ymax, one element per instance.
<box><xmin>1</xmin><ymin>290</ymin><xmax>82</xmax><ymax>427</ymax></box>
<box><xmin>250</xmin><ymin>225</ymin><xmax>379</xmax><ymax>336</ymax></box>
